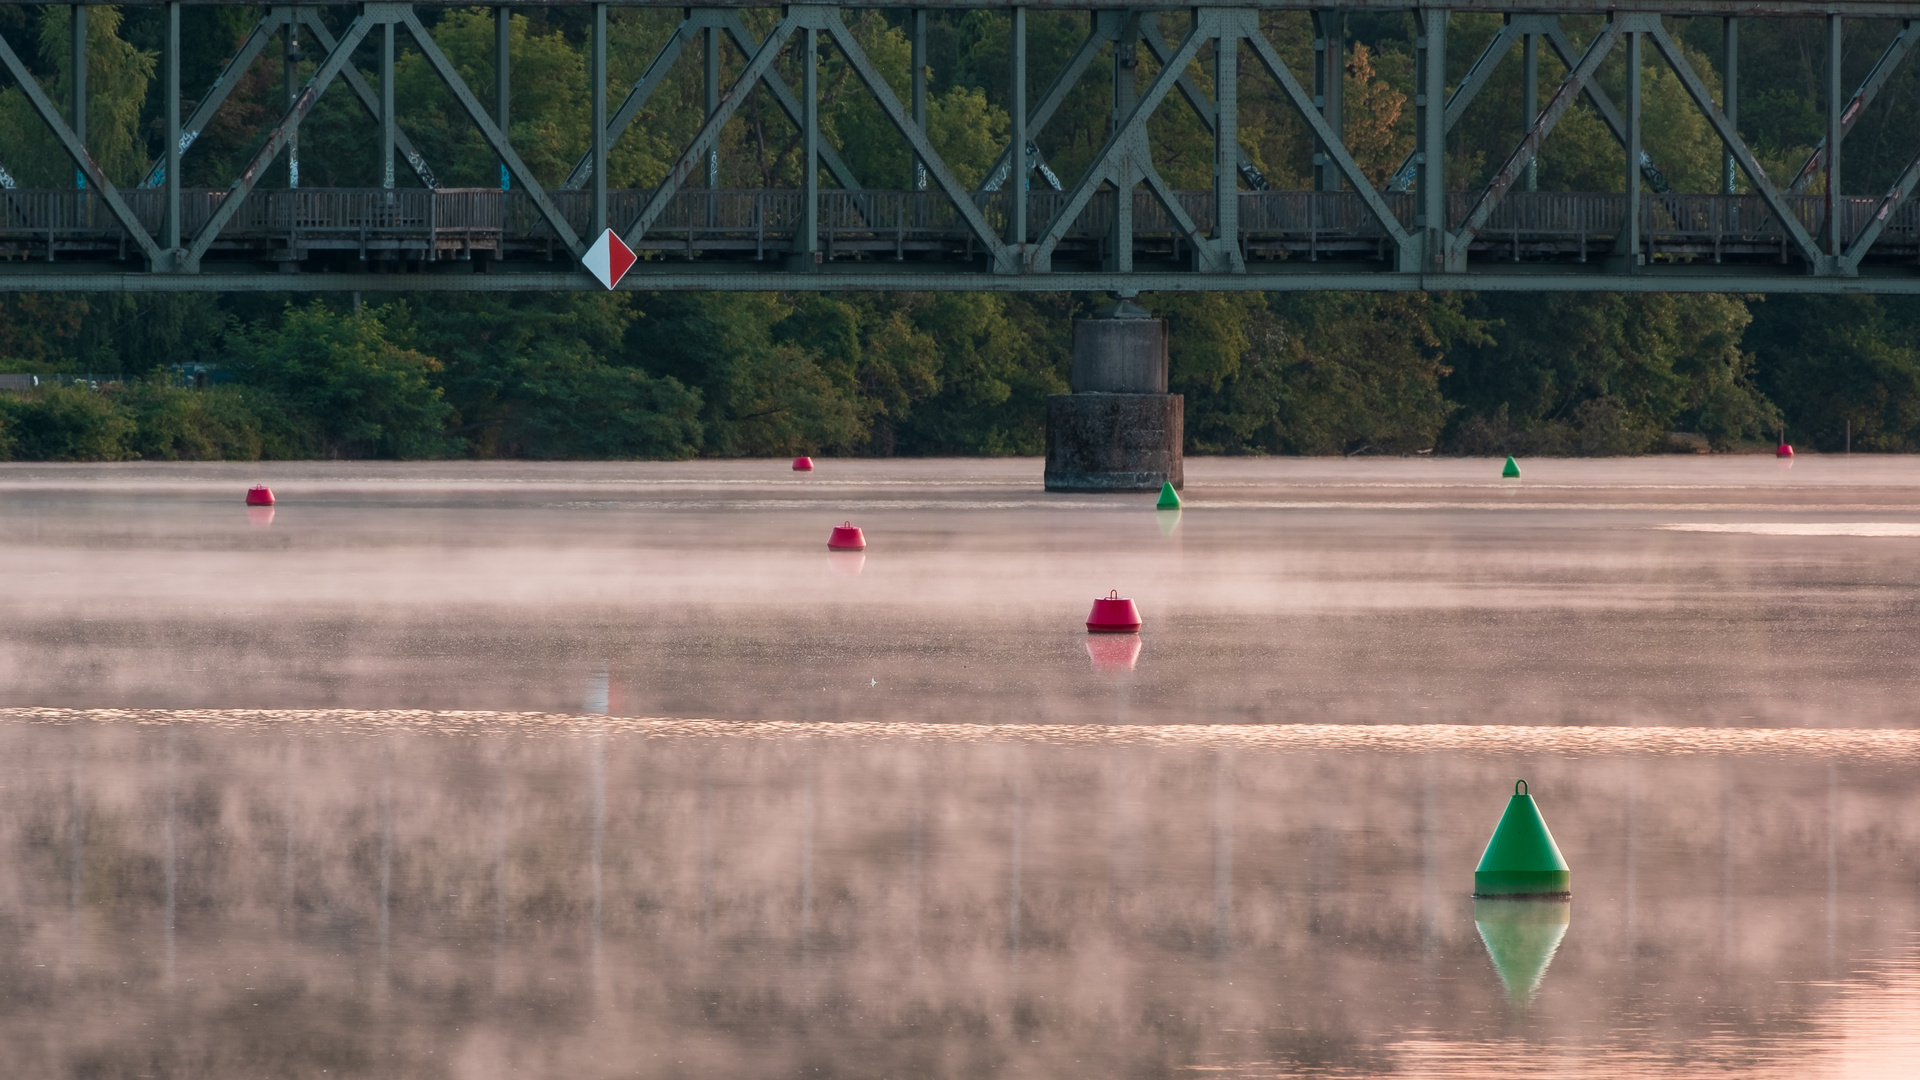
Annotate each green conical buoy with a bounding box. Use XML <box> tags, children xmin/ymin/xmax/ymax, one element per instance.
<box><xmin>1475</xmin><ymin>897</ymin><xmax>1571</xmax><ymax>1004</ymax></box>
<box><xmin>1501</xmin><ymin>455</ymin><xmax>1521</xmax><ymax>479</ymax></box>
<box><xmin>1474</xmin><ymin>780</ymin><xmax>1570</xmax><ymax>897</ymax></box>
<box><xmin>1156</xmin><ymin>481</ymin><xmax>1181</xmax><ymax>510</ymax></box>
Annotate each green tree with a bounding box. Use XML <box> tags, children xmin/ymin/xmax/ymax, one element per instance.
<box><xmin>227</xmin><ymin>302</ymin><xmax>457</xmax><ymax>458</ymax></box>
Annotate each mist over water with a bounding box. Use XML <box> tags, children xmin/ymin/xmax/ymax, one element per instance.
<box><xmin>4</xmin><ymin>458</ymin><xmax>1919</xmax><ymax>1078</ymax></box>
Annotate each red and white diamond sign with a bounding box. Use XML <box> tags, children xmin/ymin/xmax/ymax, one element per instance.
<box><xmin>582</xmin><ymin>228</ymin><xmax>636</xmax><ymax>290</ymax></box>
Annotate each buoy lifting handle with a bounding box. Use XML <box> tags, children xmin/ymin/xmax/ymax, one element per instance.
<box><xmin>1515</xmin><ymin>779</ymin><xmax>1528</xmax><ymax>796</ymax></box>
<box><xmin>1108</xmin><ymin>590</ymin><xmax>1120</xmax><ymax>599</ymax></box>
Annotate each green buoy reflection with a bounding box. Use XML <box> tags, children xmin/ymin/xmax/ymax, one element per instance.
<box><xmin>1474</xmin><ymin>897</ymin><xmax>1571</xmax><ymax>1004</ymax></box>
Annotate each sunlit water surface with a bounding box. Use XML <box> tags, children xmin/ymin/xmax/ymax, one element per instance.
<box><xmin>3</xmin><ymin>457</ymin><xmax>1918</xmax><ymax>1079</ymax></box>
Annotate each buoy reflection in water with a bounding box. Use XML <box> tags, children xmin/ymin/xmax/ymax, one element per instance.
<box><xmin>1086</xmin><ymin>634</ymin><xmax>1141</xmax><ymax>672</ymax></box>
<box><xmin>827</xmin><ymin>551</ymin><xmax>866</xmax><ymax>576</ymax></box>
<box><xmin>246</xmin><ymin>506</ymin><xmax>275</xmax><ymax>528</ymax></box>
<box><xmin>1474</xmin><ymin>897</ymin><xmax>1572</xmax><ymax>1004</ymax></box>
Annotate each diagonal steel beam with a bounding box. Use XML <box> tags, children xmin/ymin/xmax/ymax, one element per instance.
<box><xmin>1138</xmin><ymin>14</ymin><xmax>1262</xmax><ymax>192</ymax></box>
<box><xmin>561</xmin><ymin>12</ymin><xmax>858</xmax><ymax>192</ymax></box>
<box><xmin>980</xmin><ymin>14</ymin><xmax>1120</xmax><ymax>195</ymax></box>
<box><xmin>821</xmin><ymin>11</ymin><xmax>1010</xmax><ymax>269</ymax></box>
<box><xmin>562</xmin><ymin>15</ymin><xmax>698</xmax><ymax>189</ymax></box>
<box><xmin>1030</xmin><ymin>18</ymin><xmax>1209</xmax><ymax>272</ymax></box>
<box><xmin>624</xmin><ymin>9</ymin><xmax>803</xmax><ymax>247</ymax></box>
<box><xmin>1647</xmin><ymin>22</ymin><xmax>1824</xmax><ymax>270</ymax></box>
<box><xmin>1790</xmin><ymin>19</ymin><xmax>1917</xmax><ymax>194</ymax></box>
<box><xmin>400</xmin><ymin>9</ymin><xmax>580</xmax><ymax>254</ymax></box>
<box><xmin>1389</xmin><ymin>20</ymin><xmax>1518</xmax><ymax>191</ymax></box>
<box><xmin>1449</xmin><ymin>16</ymin><xmax>1625</xmax><ymax>261</ymax></box>
<box><xmin>722</xmin><ymin>14</ymin><xmax>860</xmax><ymax>191</ymax></box>
<box><xmin>141</xmin><ymin>8</ymin><xmax>287</xmax><ymax>188</ymax></box>
<box><xmin>1539</xmin><ymin>20</ymin><xmax>1670</xmax><ymax>193</ymax></box>
<box><xmin>182</xmin><ymin>11</ymin><xmax>380</xmax><ymax>270</ymax></box>
<box><xmin>1244</xmin><ymin>18</ymin><xmax>1409</xmax><ymax>244</ymax></box>
<box><xmin>0</xmin><ymin>24</ymin><xmax>164</xmax><ymax>265</ymax></box>
<box><xmin>1841</xmin><ymin>144</ymin><xmax>1920</xmax><ymax>272</ymax></box>
<box><xmin>299</xmin><ymin>10</ymin><xmax>437</xmax><ymax>188</ymax></box>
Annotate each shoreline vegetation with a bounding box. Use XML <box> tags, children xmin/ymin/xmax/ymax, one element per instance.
<box><xmin>6</xmin><ymin>9</ymin><xmax>1920</xmax><ymax>459</ymax></box>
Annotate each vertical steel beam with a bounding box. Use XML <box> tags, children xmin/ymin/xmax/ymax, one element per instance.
<box><xmin>1415</xmin><ymin>8</ymin><xmax>1446</xmax><ymax>270</ymax></box>
<box><xmin>1624</xmin><ymin>29</ymin><xmax>1642</xmax><ymax>269</ymax></box>
<box><xmin>1523</xmin><ymin>30</ymin><xmax>1538</xmax><ymax>192</ymax></box>
<box><xmin>1314</xmin><ymin>11</ymin><xmax>1343</xmax><ymax>192</ymax></box>
<box><xmin>1110</xmin><ymin>14</ymin><xmax>1139</xmax><ymax>273</ymax></box>
<box><xmin>1723</xmin><ymin>17</ymin><xmax>1737</xmax><ymax>195</ymax></box>
<box><xmin>1213</xmin><ymin>25</ymin><xmax>1240</xmax><ymax>270</ymax></box>
<box><xmin>591</xmin><ymin>2</ymin><xmax>607</xmax><ymax>237</ymax></box>
<box><xmin>799</xmin><ymin>25</ymin><xmax>818</xmax><ymax>262</ymax></box>
<box><xmin>1009</xmin><ymin>7</ymin><xmax>1026</xmax><ymax>249</ymax></box>
<box><xmin>705</xmin><ymin>24</ymin><xmax>720</xmax><ymax>188</ymax></box>
<box><xmin>163</xmin><ymin>2</ymin><xmax>181</xmax><ymax>256</ymax></box>
<box><xmin>1826</xmin><ymin>14</ymin><xmax>1843</xmax><ymax>257</ymax></box>
<box><xmin>912</xmin><ymin>9</ymin><xmax>927</xmax><ymax>191</ymax></box>
<box><xmin>285</xmin><ymin>17</ymin><xmax>299</xmax><ymax>188</ymax></box>
<box><xmin>1113</xmin><ymin>13</ymin><xmax>1138</xmax><ymax>127</ymax></box>
<box><xmin>71</xmin><ymin>4</ymin><xmax>86</xmax><ymax>191</ymax></box>
<box><xmin>381</xmin><ymin>23</ymin><xmax>396</xmax><ymax>190</ymax></box>
<box><xmin>497</xmin><ymin>5</ymin><xmax>510</xmax><ymax>190</ymax></box>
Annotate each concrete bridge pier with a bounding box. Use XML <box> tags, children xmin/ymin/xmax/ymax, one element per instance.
<box><xmin>1044</xmin><ymin>299</ymin><xmax>1183</xmax><ymax>493</ymax></box>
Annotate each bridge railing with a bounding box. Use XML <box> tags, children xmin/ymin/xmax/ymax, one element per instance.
<box><xmin>6</xmin><ymin>188</ymin><xmax>1918</xmax><ymax>256</ymax></box>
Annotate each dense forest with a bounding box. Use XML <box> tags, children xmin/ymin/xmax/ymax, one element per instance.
<box><xmin>3</xmin><ymin>6</ymin><xmax>1920</xmax><ymax>460</ymax></box>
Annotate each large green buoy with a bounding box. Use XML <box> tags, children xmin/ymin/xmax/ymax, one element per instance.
<box><xmin>1501</xmin><ymin>455</ymin><xmax>1521</xmax><ymax>479</ymax></box>
<box><xmin>1474</xmin><ymin>897</ymin><xmax>1572</xmax><ymax>1004</ymax></box>
<box><xmin>1156</xmin><ymin>481</ymin><xmax>1181</xmax><ymax>510</ymax></box>
<box><xmin>1473</xmin><ymin>780</ymin><xmax>1570</xmax><ymax>897</ymax></box>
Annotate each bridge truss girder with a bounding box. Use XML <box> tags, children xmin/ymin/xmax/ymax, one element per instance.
<box><xmin>2</xmin><ymin>2</ymin><xmax>1920</xmax><ymax>293</ymax></box>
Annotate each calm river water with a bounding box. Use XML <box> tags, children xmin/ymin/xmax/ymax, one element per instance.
<box><xmin>2</xmin><ymin>457</ymin><xmax>1917</xmax><ymax>1079</ymax></box>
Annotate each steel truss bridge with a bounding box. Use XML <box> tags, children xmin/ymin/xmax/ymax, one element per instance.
<box><xmin>3</xmin><ymin>1</ymin><xmax>1920</xmax><ymax>293</ymax></box>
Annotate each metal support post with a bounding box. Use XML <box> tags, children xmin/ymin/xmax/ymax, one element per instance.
<box><xmin>1723</xmin><ymin>17</ymin><xmax>1737</xmax><ymax>195</ymax></box>
<box><xmin>1624</xmin><ymin>29</ymin><xmax>1642</xmax><ymax>268</ymax></box>
<box><xmin>591</xmin><ymin>2</ymin><xmax>607</xmax><ymax>237</ymax></box>
<box><xmin>705</xmin><ymin>23</ymin><xmax>721</xmax><ymax>188</ymax></box>
<box><xmin>1110</xmin><ymin>14</ymin><xmax>1139</xmax><ymax>272</ymax></box>
<box><xmin>1314</xmin><ymin>11</ymin><xmax>1343</xmax><ymax>191</ymax></box>
<box><xmin>285</xmin><ymin>18</ymin><xmax>299</xmax><ymax>188</ymax></box>
<box><xmin>1414</xmin><ymin>8</ymin><xmax>1446</xmax><ymax>271</ymax></box>
<box><xmin>1826</xmin><ymin>15</ymin><xmax>1843</xmax><ymax>256</ymax></box>
<box><xmin>912</xmin><ymin>9</ymin><xmax>927</xmax><ymax>190</ymax></box>
<box><xmin>798</xmin><ymin>25</ymin><xmax>819</xmax><ymax>264</ymax></box>
<box><xmin>497</xmin><ymin>5</ymin><xmax>510</xmax><ymax>190</ymax></box>
<box><xmin>71</xmin><ymin>4</ymin><xmax>86</xmax><ymax>191</ymax></box>
<box><xmin>381</xmin><ymin>23</ymin><xmax>396</xmax><ymax>189</ymax></box>
<box><xmin>1009</xmin><ymin>7</ymin><xmax>1026</xmax><ymax>250</ymax></box>
<box><xmin>1213</xmin><ymin>25</ymin><xmax>1240</xmax><ymax>270</ymax></box>
<box><xmin>163</xmin><ymin>2</ymin><xmax>180</xmax><ymax>256</ymax></box>
<box><xmin>1523</xmin><ymin>31</ymin><xmax>1538</xmax><ymax>192</ymax></box>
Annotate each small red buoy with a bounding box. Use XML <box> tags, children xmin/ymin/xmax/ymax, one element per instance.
<box><xmin>1086</xmin><ymin>590</ymin><xmax>1142</xmax><ymax>633</ymax></box>
<box><xmin>793</xmin><ymin>456</ymin><xmax>814</xmax><ymax>471</ymax></box>
<box><xmin>1776</xmin><ymin>443</ymin><xmax>1794</xmax><ymax>458</ymax></box>
<box><xmin>828</xmin><ymin>521</ymin><xmax>866</xmax><ymax>551</ymax></box>
<box><xmin>245</xmin><ymin>484</ymin><xmax>275</xmax><ymax>506</ymax></box>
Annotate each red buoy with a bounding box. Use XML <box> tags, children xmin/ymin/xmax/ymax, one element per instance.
<box><xmin>1776</xmin><ymin>443</ymin><xmax>1794</xmax><ymax>458</ymax></box>
<box><xmin>793</xmin><ymin>456</ymin><xmax>814</xmax><ymax>471</ymax></box>
<box><xmin>828</xmin><ymin>521</ymin><xmax>867</xmax><ymax>551</ymax></box>
<box><xmin>245</xmin><ymin>484</ymin><xmax>275</xmax><ymax>506</ymax></box>
<box><xmin>1086</xmin><ymin>591</ymin><xmax>1142</xmax><ymax>633</ymax></box>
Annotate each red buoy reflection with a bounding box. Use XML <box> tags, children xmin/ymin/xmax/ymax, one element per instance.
<box><xmin>1086</xmin><ymin>634</ymin><xmax>1141</xmax><ymax>672</ymax></box>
